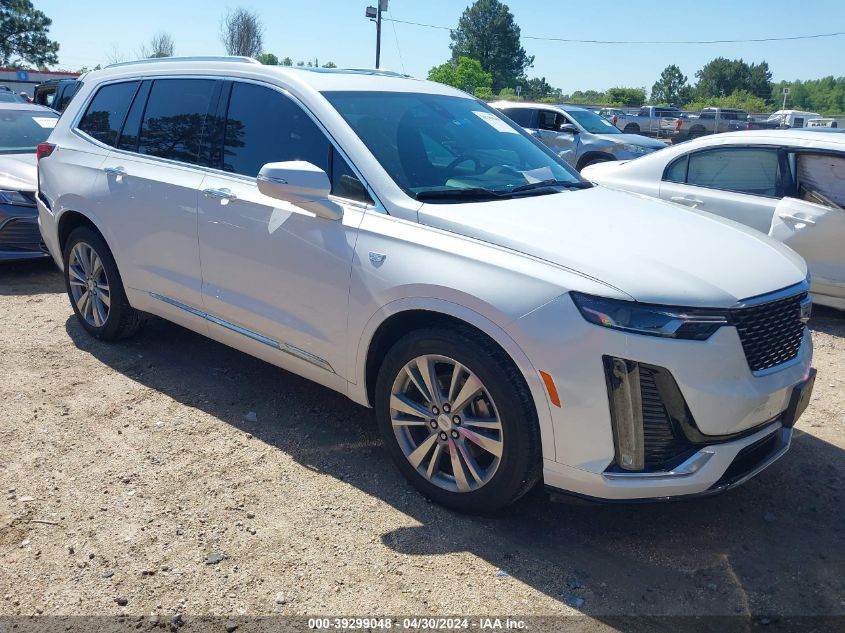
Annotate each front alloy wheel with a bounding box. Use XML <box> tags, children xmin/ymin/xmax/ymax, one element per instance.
<box><xmin>67</xmin><ymin>242</ymin><xmax>111</xmax><ymax>328</ymax></box>
<box><xmin>390</xmin><ymin>354</ymin><xmax>504</xmax><ymax>493</ymax></box>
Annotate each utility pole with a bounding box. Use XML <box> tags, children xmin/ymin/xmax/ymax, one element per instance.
<box><xmin>365</xmin><ymin>1</ymin><xmax>388</xmax><ymax>69</ymax></box>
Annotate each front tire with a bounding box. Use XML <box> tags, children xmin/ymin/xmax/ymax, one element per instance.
<box><xmin>374</xmin><ymin>327</ymin><xmax>542</xmax><ymax>513</ymax></box>
<box><xmin>63</xmin><ymin>226</ymin><xmax>142</xmax><ymax>340</ymax></box>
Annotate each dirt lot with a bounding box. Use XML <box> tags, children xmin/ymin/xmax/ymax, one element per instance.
<box><xmin>1</xmin><ymin>259</ymin><xmax>844</xmax><ymax>630</ymax></box>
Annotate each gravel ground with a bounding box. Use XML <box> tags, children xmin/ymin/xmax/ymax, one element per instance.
<box><xmin>1</xmin><ymin>259</ymin><xmax>844</xmax><ymax>630</ymax></box>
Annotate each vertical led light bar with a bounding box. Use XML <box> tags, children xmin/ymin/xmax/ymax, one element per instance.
<box><xmin>603</xmin><ymin>356</ymin><xmax>645</xmax><ymax>471</ymax></box>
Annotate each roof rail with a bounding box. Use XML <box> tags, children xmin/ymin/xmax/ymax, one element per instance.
<box><xmin>104</xmin><ymin>56</ymin><xmax>261</xmax><ymax>69</ymax></box>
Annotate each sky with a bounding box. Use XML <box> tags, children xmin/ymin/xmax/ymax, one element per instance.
<box><xmin>37</xmin><ymin>0</ymin><xmax>845</xmax><ymax>95</ymax></box>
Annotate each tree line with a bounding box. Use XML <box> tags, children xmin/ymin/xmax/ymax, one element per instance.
<box><xmin>2</xmin><ymin>0</ymin><xmax>842</xmax><ymax>115</ymax></box>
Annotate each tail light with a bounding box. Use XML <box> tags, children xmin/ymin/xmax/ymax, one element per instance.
<box><xmin>613</xmin><ymin>115</ymin><xmax>618</xmax><ymax>126</ymax></box>
<box><xmin>675</xmin><ymin>119</ymin><xmax>682</xmax><ymax>131</ymax></box>
<box><xmin>36</xmin><ymin>143</ymin><xmax>55</xmax><ymax>161</ymax></box>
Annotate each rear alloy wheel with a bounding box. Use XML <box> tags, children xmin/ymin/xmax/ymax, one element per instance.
<box><xmin>375</xmin><ymin>327</ymin><xmax>541</xmax><ymax>513</ymax></box>
<box><xmin>63</xmin><ymin>226</ymin><xmax>143</xmax><ymax>340</ymax></box>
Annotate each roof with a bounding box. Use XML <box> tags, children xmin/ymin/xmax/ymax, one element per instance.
<box><xmin>681</xmin><ymin>128</ymin><xmax>845</xmax><ymax>148</ymax></box>
<box><xmin>84</xmin><ymin>57</ymin><xmax>464</xmax><ymax>97</ymax></box>
<box><xmin>488</xmin><ymin>101</ymin><xmax>585</xmax><ymax>112</ymax></box>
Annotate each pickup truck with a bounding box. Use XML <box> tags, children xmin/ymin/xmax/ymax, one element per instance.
<box><xmin>667</xmin><ymin>107</ymin><xmax>748</xmax><ymax>140</ymax></box>
<box><xmin>611</xmin><ymin>105</ymin><xmax>683</xmax><ymax>136</ymax></box>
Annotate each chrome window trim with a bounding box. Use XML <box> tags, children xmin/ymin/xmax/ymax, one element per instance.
<box><xmin>69</xmin><ymin>74</ymin><xmax>387</xmax><ymax>213</ymax></box>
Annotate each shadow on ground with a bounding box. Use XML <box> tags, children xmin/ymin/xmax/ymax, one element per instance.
<box><xmin>59</xmin><ymin>315</ymin><xmax>845</xmax><ymax>624</ymax></box>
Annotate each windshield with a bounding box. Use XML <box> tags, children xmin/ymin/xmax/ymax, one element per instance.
<box><xmin>0</xmin><ymin>109</ymin><xmax>58</xmax><ymax>154</ymax></box>
<box><xmin>564</xmin><ymin>109</ymin><xmax>621</xmax><ymax>134</ymax></box>
<box><xmin>0</xmin><ymin>92</ymin><xmax>25</xmax><ymax>103</ymax></box>
<box><xmin>322</xmin><ymin>91</ymin><xmax>582</xmax><ymax>201</ymax></box>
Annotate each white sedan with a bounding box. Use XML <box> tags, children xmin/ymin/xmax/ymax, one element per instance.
<box><xmin>582</xmin><ymin>129</ymin><xmax>845</xmax><ymax>310</ymax></box>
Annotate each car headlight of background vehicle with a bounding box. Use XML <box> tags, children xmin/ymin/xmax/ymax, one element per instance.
<box><xmin>570</xmin><ymin>292</ymin><xmax>728</xmax><ymax>340</ymax></box>
<box><xmin>618</xmin><ymin>143</ymin><xmax>651</xmax><ymax>154</ymax></box>
<box><xmin>0</xmin><ymin>190</ymin><xmax>35</xmax><ymax>206</ymax></box>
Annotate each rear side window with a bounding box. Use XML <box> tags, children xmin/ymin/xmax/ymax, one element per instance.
<box><xmin>77</xmin><ymin>81</ymin><xmax>140</xmax><ymax>146</ymax></box>
<box><xmin>137</xmin><ymin>79</ymin><xmax>217</xmax><ymax>164</ymax></box>
<box><xmin>664</xmin><ymin>156</ymin><xmax>688</xmax><ymax>183</ymax></box>
<box><xmin>500</xmin><ymin>108</ymin><xmax>532</xmax><ymax>127</ymax></box>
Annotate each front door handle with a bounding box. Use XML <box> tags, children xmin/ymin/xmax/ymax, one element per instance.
<box><xmin>103</xmin><ymin>166</ymin><xmax>126</xmax><ymax>177</ymax></box>
<box><xmin>779</xmin><ymin>213</ymin><xmax>816</xmax><ymax>226</ymax></box>
<box><xmin>671</xmin><ymin>195</ymin><xmax>704</xmax><ymax>206</ymax></box>
<box><xmin>202</xmin><ymin>188</ymin><xmax>237</xmax><ymax>200</ymax></box>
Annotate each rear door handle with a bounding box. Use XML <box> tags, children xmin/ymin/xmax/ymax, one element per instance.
<box><xmin>671</xmin><ymin>195</ymin><xmax>704</xmax><ymax>206</ymax></box>
<box><xmin>103</xmin><ymin>166</ymin><xmax>126</xmax><ymax>177</ymax></box>
<box><xmin>202</xmin><ymin>188</ymin><xmax>237</xmax><ymax>200</ymax></box>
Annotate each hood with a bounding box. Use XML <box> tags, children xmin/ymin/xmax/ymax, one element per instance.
<box><xmin>418</xmin><ymin>187</ymin><xmax>807</xmax><ymax>308</ymax></box>
<box><xmin>580</xmin><ymin>159</ymin><xmax>628</xmax><ymax>180</ymax></box>
<box><xmin>0</xmin><ymin>153</ymin><xmax>37</xmax><ymax>192</ymax></box>
<box><xmin>595</xmin><ymin>133</ymin><xmax>667</xmax><ymax>149</ymax></box>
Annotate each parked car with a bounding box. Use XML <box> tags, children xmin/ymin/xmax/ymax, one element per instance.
<box><xmin>582</xmin><ymin>129</ymin><xmax>845</xmax><ymax>310</ymax></box>
<box><xmin>0</xmin><ymin>102</ymin><xmax>58</xmax><ymax>260</ymax></box>
<box><xmin>0</xmin><ymin>91</ymin><xmax>27</xmax><ymax>103</ymax></box>
<box><xmin>765</xmin><ymin>110</ymin><xmax>822</xmax><ymax>129</ymax></box>
<box><xmin>668</xmin><ymin>107</ymin><xmax>748</xmax><ymax>140</ymax></box>
<box><xmin>38</xmin><ymin>58</ymin><xmax>815</xmax><ymax>511</ymax></box>
<box><xmin>598</xmin><ymin>107</ymin><xmax>629</xmax><ymax>129</ymax></box>
<box><xmin>492</xmin><ymin>102</ymin><xmax>666</xmax><ymax>170</ymax></box>
<box><xmin>33</xmin><ymin>78</ymin><xmax>82</xmax><ymax>113</ymax></box>
<box><xmin>619</xmin><ymin>105</ymin><xmax>683</xmax><ymax>135</ymax></box>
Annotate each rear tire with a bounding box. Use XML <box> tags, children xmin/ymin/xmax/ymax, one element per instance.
<box><xmin>63</xmin><ymin>226</ymin><xmax>143</xmax><ymax>341</ymax></box>
<box><xmin>374</xmin><ymin>327</ymin><xmax>542</xmax><ymax>514</ymax></box>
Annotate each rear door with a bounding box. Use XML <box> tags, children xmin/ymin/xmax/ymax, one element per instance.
<box><xmin>93</xmin><ymin>77</ymin><xmax>220</xmax><ymax>311</ymax></box>
<box><xmin>658</xmin><ymin>146</ymin><xmax>786</xmax><ymax>233</ymax></box>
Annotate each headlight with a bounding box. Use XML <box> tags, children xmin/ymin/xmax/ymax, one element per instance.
<box><xmin>621</xmin><ymin>143</ymin><xmax>651</xmax><ymax>154</ymax></box>
<box><xmin>0</xmin><ymin>190</ymin><xmax>35</xmax><ymax>206</ymax></box>
<box><xmin>570</xmin><ymin>292</ymin><xmax>728</xmax><ymax>340</ymax></box>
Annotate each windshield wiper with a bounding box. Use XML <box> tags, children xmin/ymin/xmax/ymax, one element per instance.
<box><xmin>508</xmin><ymin>179</ymin><xmax>593</xmax><ymax>194</ymax></box>
<box><xmin>415</xmin><ymin>187</ymin><xmax>505</xmax><ymax>201</ymax></box>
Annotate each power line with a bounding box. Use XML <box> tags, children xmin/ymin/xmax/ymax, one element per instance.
<box><xmin>382</xmin><ymin>18</ymin><xmax>845</xmax><ymax>45</ymax></box>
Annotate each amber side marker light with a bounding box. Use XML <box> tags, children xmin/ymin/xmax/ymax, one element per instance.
<box><xmin>539</xmin><ymin>370</ymin><xmax>561</xmax><ymax>408</ymax></box>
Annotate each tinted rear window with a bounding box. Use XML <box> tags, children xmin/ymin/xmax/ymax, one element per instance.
<box><xmin>77</xmin><ymin>81</ymin><xmax>140</xmax><ymax>146</ymax></box>
<box><xmin>137</xmin><ymin>79</ymin><xmax>217</xmax><ymax>164</ymax></box>
<box><xmin>500</xmin><ymin>108</ymin><xmax>532</xmax><ymax>127</ymax></box>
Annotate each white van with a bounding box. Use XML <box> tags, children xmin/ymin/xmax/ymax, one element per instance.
<box><xmin>766</xmin><ymin>110</ymin><xmax>822</xmax><ymax>128</ymax></box>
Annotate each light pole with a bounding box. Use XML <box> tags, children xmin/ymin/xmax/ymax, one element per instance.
<box><xmin>365</xmin><ymin>0</ymin><xmax>389</xmax><ymax>69</ymax></box>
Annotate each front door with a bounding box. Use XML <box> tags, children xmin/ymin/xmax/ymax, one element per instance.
<box><xmin>197</xmin><ymin>80</ymin><xmax>373</xmax><ymax>379</ymax></box>
<box><xmin>535</xmin><ymin>110</ymin><xmax>578</xmax><ymax>167</ymax></box>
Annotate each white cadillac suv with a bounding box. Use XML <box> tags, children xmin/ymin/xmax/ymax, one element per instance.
<box><xmin>37</xmin><ymin>58</ymin><xmax>816</xmax><ymax>512</ymax></box>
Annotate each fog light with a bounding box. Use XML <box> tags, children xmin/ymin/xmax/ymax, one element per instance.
<box><xmin>603</xmin><ymin>357</ymin><xmax>644</xmax><ymax>471</ymax></box>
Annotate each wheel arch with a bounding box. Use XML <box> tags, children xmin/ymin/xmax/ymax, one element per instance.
<box><xmin>352</xmin><ymin>299</ymin><xmax>557</xmax><ymax>462</ymax></box>
<box><xmin>57</xmin><ymin>209</ymin><xmax>111</xmax><ymax>257</ymax></box>
<box><xmin>576</xmin><ymin>152</ymin><xmax>615</xmax><ymax>171</ymax></box>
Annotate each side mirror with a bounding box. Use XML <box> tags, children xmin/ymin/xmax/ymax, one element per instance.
<box><xmin>257</xmin><ymin>161</ymin><xmax>343</xmax><ymax>221</ymax></box>
<box><xmin>559</xmin><ymin>123</ymin><xmax>579</xmax><ymax>135</ymax></box>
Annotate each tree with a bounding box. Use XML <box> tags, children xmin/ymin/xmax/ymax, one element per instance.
<box><xmin>0</xmin><ymin>0</ymin><xmax>60</xmax><ymax>67</ymax></box>
<box><xmin>256</xmin><ymin>53</ymin><xmax>278</xmax><ymax>65</ymax></box>
<box><xmin>606</xmin><ymin>87</ymin><xmax>646</xmax><ymax>107</ymax></box>
<box><xmin>428</xmin><ymin>56</ymin><xmax>493</xmax><ymax>93</ymax></box>
<box><xmin>220</xmin><ymin>8</ymin><xmax>263</xmax><ymax>58</ymax></box>
<box><xmin>322</xmin><ymin>61</ymin><xmax>337</xmax><ymax>68</ymax></box>
<box><xmin>521</xmin><ymin>76</ymin><xmax>558</xmax><ymax>101</ymax></box>
<box><xmin>651</xmin><ymin>65</ymin><xmax>692</xmax><ymax>106</ymax></box>
<box><xmin>771</xmin><ymin>77</ymin><xmax>845</xmax><ymax>115</ymax></box>
<box><xmin>449</xmin><ymin>0</ymin><xmax>533</xmax><ymax>92</ymax></box>
<box><xmin>694</xmin><ymin>57</ymin><xmax>772</xmax><ymax>103</ymax></box>
<box><xmin>139</xmin><ymin>32</ymin><xmax>174</xmax><ymax>59</ymax></box>
<box><xmin>684</xmin><ymin>90</ymin><xmax>769</xmax><ymax>114</ymax></box>
<box><xmin>280</xmin><ymin>56</ymin><xmax>293</xmax><ymax>66</ymax></box>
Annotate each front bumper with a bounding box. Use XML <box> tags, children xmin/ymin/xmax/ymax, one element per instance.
<box><xmin>0</xmin><ymin>204</ymin><xmax>49</xmax><ymax>261</ymax></box>
<box><xmin>515</xmin><ymin>292</ymin><xmax>813</xmax><ymax>501</ymax></box>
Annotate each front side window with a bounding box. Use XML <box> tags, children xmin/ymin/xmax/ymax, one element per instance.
<box><xmin>324</xmin><ymin>91</ymin><xmax>581</xmax><ymax>201</ymax></box>
<box><xmin>538</xmin><ymin>111</ymin><xmax>558</xmax><ymax>131</ymax></box>
<box><xmin>137</xmin><ymin>79</ymin><xmax>217</xmax><ymax>164</ymax></box>
<box><xmin>221</xmin><ymin>82</ymin><xmax>370</xmax><ymax>203</ymax></box>
<box><xmin>499</xmin><ymin>108</ymin><xmax>532</xmax><ymax>128</ymax></box>
<box><xmin>685</xmin><ymin>148</ymin><xmax>781</xmax><ymax>197</ymax></box>
<box><xmin>78</xmin><ymin>81</ymin><xmax>140</xmax><ymax>146</ymax></box>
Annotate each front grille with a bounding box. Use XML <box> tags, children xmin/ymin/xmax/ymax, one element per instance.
<box><xmin>730</xmin><ymin>292</ymin><xmax>807</xmax><ymax>373</ymax></box>
<box><xmin>0</xmin><ymin>218</ymin><xmax>42</xmax><ymax>252</ymax></box>
<box><xmin>638</xmin><ymin>366</ymin><xmax>694</xmax><ymax>470</ymax></box>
